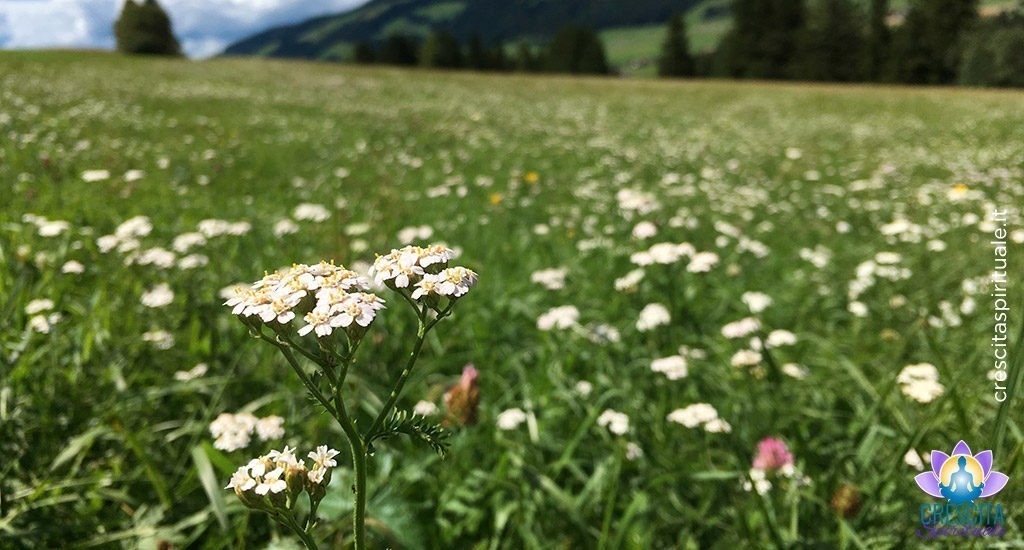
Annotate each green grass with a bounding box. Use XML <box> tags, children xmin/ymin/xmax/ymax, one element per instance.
<box><xmin>2</xmin><ymin>50</ymin><xmax>1023</xmax><ymax>548</ymax></box>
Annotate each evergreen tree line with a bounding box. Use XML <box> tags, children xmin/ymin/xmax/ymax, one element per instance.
<box><xmin>113</xmin><ymin>0</ymin><xmax>1024</xmax><ymax>87</ymax></box>
<box><xmin>711</xmin><ymin>0</ymin><xmax>1024</xmax><ymax>87</ymax></box>
<box><xmin>353</xmin><ymin>26</ymin><xmax>609</xmax><ymax>75</ymax></box>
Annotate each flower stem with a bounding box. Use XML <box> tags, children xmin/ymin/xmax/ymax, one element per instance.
<box><xmin>333</xmin><ymin>372</ymin><xmax>367</xmax><ymax>549</ymax></box>
<box><xmin>364</xmin><ymin>318</ymin><xmax>428</xmax><ymax>440</ymax></box>
<box><xmin>276</xmin><ymin>510</ymin><xmax>319</xmax><ymax>550</ymax></box>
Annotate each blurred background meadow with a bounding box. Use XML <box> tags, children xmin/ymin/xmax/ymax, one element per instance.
<box><xmin>2</xmin><ymin>1</ymin><xmax>1024</xmax><ymax>548</ymax></box>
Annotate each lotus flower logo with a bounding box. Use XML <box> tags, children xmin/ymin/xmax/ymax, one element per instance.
<box><xmin>915</xmin><ymin>441</ymin><xmax>1009</xmax><ymax>504</ymax></box>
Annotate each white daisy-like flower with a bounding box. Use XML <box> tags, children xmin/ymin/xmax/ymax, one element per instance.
<box><xmin>721</xmin><ymin>317</ymin><xmax>760</xmax><ymax>339</ymax></box>
<box><xmin>293</xmin><ymin>203</ymin><xmax>331</xmax><ymax>222</ymax></box>
<box><xmin>731</xmin><ymin>349</ymin><xmax>762</xmax><ymax>368</ymax></box>
<box><xmin>574</xmin><ymin>380</ymin><xmax>593</xmax><ymax>397</ymax></box>
<box><xmin>741</xmin><ymin>292</ymin><xmax>772</xmax><ymax>313</ymax></box>
<box><xmin>273</xmin><ymin>219</ymin><xmax>300</xmax><ymax>237</ymax></box>
<box><xmin>782</xmin><ymin>363</ymin><xmax>809</xmax><ymax>379</ymax></box>
<box><xmin>174</xmin><ymin>363</ymin><xmax>208</xmax><ymax>381</ymax></box>
<box><xmin>530</xmin><ymin>268</ymin><xmax>568</xmax><ymax>290</ymax></box>
<box><xmin>636</xmin><ymin>303</ymin><xmax>670</xmax><ymax>332</ymax></box>
<box><xmin>614</xmin><ymin>269</ymin><xmax>645</xmax><ymax>292</ymax></box>
<box><xmin>897</xmin><ymin>363</ymin><xmax>944</xmax><ymax>403</ymax></box>
<box><xmin>904</xmin><ymin>449</ymin><xmax>925</xmax><ymax>471</ymax></box>
<box><xmin>496</xmin><ymin>408</ymin><xmax>528</xmax><ymax>430</ymax></box>
<box><xmin>687</xmin><ymin>251</ymin><xmax>719</xmax><ymax>273</ymax></box>
<box><xmin>141</xmin><ymin>283</ymin><xmax>175</xmax><ymax>308</ymax></box>
<box><xmin>626</xmin><ymin>442</ymin><xmax>644</xmax><ymax>460</ymax></box>
<box><xmin>81</xmin><ymin>169</ymin><xmax>110</xmax><ymax>182</ymax></box>
<box><xmin>667</xmin><ymin>403</ymin><xmax>723</xmax><ymax>430</ymax></box>
<box><xmin>25</xmin><ymin>299</ymin><xmax>55</xmax><ymax>315</ymax></box>
<box><xmin>414</xmin><ymin>400</ymin><xmax>439</xmax><ymax>416</ymax></box>
<box><xmin>123</xmin><ymin>169</ymin><xmax>145</xmax><ymax>182</ymax></box>
<box><xmin>631</xmin><ymin>221</ymin><xmax>658</xmax><ymax>239</ymax></box>
<box><xmin>743</xmin><ymin>468</ymin><xmax>772</xmax><ymax>495</ymax></box>
<box><xmin>597</xmin><ymin>409</ymin><xmax>629</xmax><ymax>435</ymax></box>
<box><xmin>308</xmin><ymin>445</ymin><xmax>340</xmax><ymax>470</ymax></box>
<box><xmin>412</xmin><ymin>267</ymin><xmax>478</xmax><ymax>300</ymax></box>
<box><xmin>255</xmin><ymin>467</ymin><xmax>288</xmax><ymax>495</ymax></box>
<box><xmin>172</xmin><ymin>232</ymin><xmax>206</xmax><ymax>253</ymax></box>
<box><xmin>28</xmin><ymin>313</ymin><xmax>62</xmax><ymax>334</ymax></box>
<box><xmin>651</xmin><ymin>355</ymin><xmax>688</xmax><ymax>380</ymax></box>
<box><xmin>142</xmin><ymin>329</ymin><xmax>174</xmax><ymax>349</ymax></box>
<box><xmin>371</xmin><ymin>245</ymin><xmax>455</xmax><ymax>288</ymax></box>
<box><xmin>37</xmin><ymin>220</ymin><xmax>71</xmax><ymax>237</ymax></box>
<box><xmin>61</xmin><ymin>260</ymin><xmax>85</xmax><ymax>274</ymax></box>
<box><xmin>225</xmin><ymin>466</ymin><xmax>257</xmax><ymax>492</ymax></box>
<box><xmin>765</xmin><ymin>329</ymin><xmax>797</xmax><ymax>347</ymax></box>
<box><xmin>298</xmin><ymin>305</ymin><xmax>335</xmax><ymax>337</ymax></box>
<box><xmin>255</xmin><ymin>416</ymin><xmax>285</xmax><ymax>441</ymax></box>
<box><xmin>537</xmin><ymin>305</ymin><xmax>580</xmax><ymax>331</ymax></box>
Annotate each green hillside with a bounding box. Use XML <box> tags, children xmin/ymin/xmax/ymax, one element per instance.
<box><xmin>223</xmin><ymin>0</ymin><xmax>1020</xmax><ymax>74</ymax></box>
<box><xmin>222</xmin><ymin>0</ymin><xmax>720</xmax><ymax>62</ymax></box>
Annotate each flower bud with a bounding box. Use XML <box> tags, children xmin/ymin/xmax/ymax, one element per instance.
<box><xmin>444</xmin><ymin>364</ymin><xmax>479</xmax><ymax>426</ymax></box>
<box><xmin>831</xmin><ymin>483</ymin><xmax>862</xmax><ymax>518</ymax></box>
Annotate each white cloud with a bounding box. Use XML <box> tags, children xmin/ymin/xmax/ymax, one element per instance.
<box><xmin>0</xmin><ymin>0</ymin><xmax>367</xmax><ymax>57</ymax></box>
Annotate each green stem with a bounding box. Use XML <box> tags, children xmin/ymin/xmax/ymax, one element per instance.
<box><xmin>364</xmin><ymin>303</ymin><xmax>455</xmax><ymax>440</ymax></box>
<box><xmin>333</xmin><ymin>369</ymin><xmax>367</xmax><ymax>550</ymax></box>
<box><xmin>263</xmin><ymin>332</ymin><xmax>341</xmax><ymax>424</ymax></box>
<box><xmin>276</xmin><ymin>510</ymin><xmax>319</xmax><ymax>550</ymax></box>
<box><xmin>365</xmin><ymin>318</ymin><xmax>428</xmax><ymax>439</ymax></box>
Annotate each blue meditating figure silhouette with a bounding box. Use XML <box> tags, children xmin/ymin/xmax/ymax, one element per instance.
<box><xmin>939</xmin><ymin>456</ymin><xmax>984</xmax><ymax>503</ymax></box>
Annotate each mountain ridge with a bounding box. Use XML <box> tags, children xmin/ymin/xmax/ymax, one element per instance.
<box><xmin>221</xmin><ymin>0</ymin><xmax>721</xmax><ymax>61</ymax></box>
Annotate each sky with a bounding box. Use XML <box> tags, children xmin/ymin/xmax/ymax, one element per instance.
<box><xmin>0</xmin><ymin>0</ymin><xmax>367</xmax><ymax>58</ymax></box>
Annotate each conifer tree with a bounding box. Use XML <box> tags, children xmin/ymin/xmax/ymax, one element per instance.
<box><xmin>866</xmin><ymin>0</ymin><xmax>890</xmax><ymax>80</ymax></box>
<box><xmin>796</xmin><ymin>0</ymin><xmax>865</xmax><ymax>81</ymax></box>
<box><xmin>466</xmin><ymin>32</ymin><xmax>486</xmax><ymax>70</ymax></box>
<box><xmin>353</xmin><ymin>41</ymin><xmax>376</xmax><ymax>64</ymax></box>
<box><xmin>658</xmin><ymin>13</ymin><xmax>695</xmax><ymax>77</ymax></box>
<box><xmin>892</xmin><ymin>0</ymin><xmax>979</xmax><ymax>84</ymax></box>
<box><xmin>420</xmin><ymin>30</ymin><xmax>463</xmax><ymax>69</ymax></box>
<box><xmin>114</xmin><ymin>0</ymin><xmax>181</xmax><ymax>56</ymax></box>
<box><xmin>545</xmin><ymin>25</ymin><xmax>609</xmax><ymax>75</ymax></box>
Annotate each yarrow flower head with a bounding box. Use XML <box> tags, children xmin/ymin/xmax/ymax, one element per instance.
<box><xmin>667</xmin><ymin>403</ymin><xmax>731</xmax><ymax>433</ymax></box>
<box><xmin>225</xmin><ymin>261</ymin><xmax>384</xmax><ymax>339</ymax></box>
<box><xmin>209</xmin><ymin>412</ymin><xmax>285</xmax><ymax>451</ymax></box>
<box><xmin>897</xmin><ymin>363</ymin><xmax>945</xmax><ymax>403</ymax></box>
<box><xmin>371</xmin><ymin>245</ymin><xmax>456</xmax><ymax>289</ymax></box>
<box><xmin>597</xmin><ymin>409</ymin><xmax>630</xmax><ymax>435</ymax></box>
<box><xmin>227</xmin><ymin>445</ymin><xmax>337</xmax><ymax>510</ymax></box>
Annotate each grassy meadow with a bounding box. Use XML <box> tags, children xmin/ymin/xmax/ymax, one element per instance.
<box><xmin>2</xmin><ymin>51</ymin><xmax>1023</xmax><ymax>548</ymax></box>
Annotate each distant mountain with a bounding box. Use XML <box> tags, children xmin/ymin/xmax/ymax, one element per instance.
<box><xmin>222</xmin><ymin>0</ymin><xmax>723</xmax><ymax>61</ymax></box>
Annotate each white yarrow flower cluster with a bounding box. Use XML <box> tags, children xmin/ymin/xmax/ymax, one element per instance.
<box><xmin>741</xmin><ymin>291</ymin><xmax>773</xmax><ymax>313</ymax></box>
<box><xmin>370</xmin><ymin>245</ymin><xmax>458</xmax><ymax>290</ymax></box>
<box><xmin>897</xmin><ymin>363</ymin><xmax>945</xmax><ymax>403</ymax></box>
<box><xmin>225</xmin><ymin>261</ymin><xmax>383</xmax><ymax>338</ymax></box>
<box><xmin>496</xmin><ymin>408</ymin><xmax>528</xmax><ymax>430</ymax></box>
<box><xmin>210</xmin><ymin>412</ymin><xmax>286</xmax><ymax>451</ymax></box>
<box><xmin>226</xmin><ymin>445</ymin><xmax>340</xmax><ymax>502</ymax></box>
<box><xmin>651</xmin><ymin>355</ymin><xmax>688</xmax><ymax>380</ymax></box>
<box><xmin>141</xmin><ymin>283</ymin><xmax>175</xmax><ymax>308</ymax></box>
<box><xmin>721</xmin><ymin>317</ymin><xmax>761</xmax><ymax>339</ymax></box>
<box><xmin>530</xmin><ymin>268</ymin><xmax>568</xmax><ymax>290</ymax></box>
<box><xmin>597</xmin><ymin>409</ymin><xmax>630</xmax><ymax>435</ymax></box>
<box><xmin>667</xmin><ymin>403</ymin><xmax>732</xmax><ymax>433</ymax></box>
<box><xmin>636</xmin><ymin>303</ymin><xmax>670</xmax><ymax>331</ymax></box>
<box><xmin>24</xmin><ymin>297</ymin><xmax>58</xmax><ymax>331</ymax></box>
<box><xmin>537</xmin><ymin>305</ymin><xmax>580</xmax><ymax>331</ymax></box>
<box><xmin>411</xmin><ymin>267</ymin><xmax>479</xmax><ymax>300</ymax></box>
